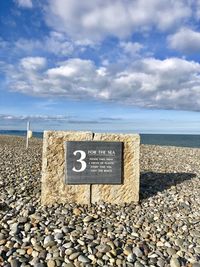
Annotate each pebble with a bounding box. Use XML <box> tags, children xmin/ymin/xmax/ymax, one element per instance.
<box><xmin>10</xmin><ymin>223</ymin><xmax>19</xmax><ymax>235</ymax></box>
<box><xmin>78</xmin><ymin>255</ymin><xmax>90</xmax><ymax>263</ymax></box>
<box><xmin>24</xmin><ymin>223</ymin><xmax>31</xmax><ymax>232</ymax></box>
<box><xmin>16</xmin><ymin>249</ymin><xmax>26</xmax><ymax>255</ymax></box>
<box><xmin>10</xmin><ymin>259</ymin><xmax>20</xmax><ymax>267</ymax></box>
<box><xmin>35</xmin><ymin>263</ymin><xmax>46</xmax><ymax>267</ymax></box>
<box><xmin>18</xmin><ymin>216</ymin><xmax>27</xmax><ymax>223</ymax></box>
<box><xmin>132</xmin><ymin>247</ymin><xmax>143</xmax><ymax>258</ymax></box>
<box><xmin>127</xmin><ymin>253</ymin><xmax>136</xmax><ymax>263</ymax></box>
<box><xmin>0</xmin><ymin>233</ymin><xmax>5</xmax><ymax>240</ymax></box>
<box><xmin>65</xmin><ymin>248</ymin><xmax>75</xmax><ymax>256</ymax></box>
<box><xmin>157</xmin><ymin>258</ymin><xmax>165</xmax><ymax>267</ymax></box>
<box><xmin>73</xmin><ymin>208</ymin><xmax>81</xmax><ymax>216</ymax></box>
<box><xmin>134</xmin><ymin>262</ymin><xmax>144</xmax><ymax>267</ymax></box>
<box><xmin>96</xmin><ymin>244</ymin><xmax>111</xmax><ymax>253</ymax></box>
<box><xmin>63</xmin><ymin>242</ymin><xmax>72</xmax><ymax>249</ymax></box>
<box><xmin>69</xmin><ymin>252</ymin><xmax>81</xmax><ymax>260</ymax></box>
<box><xmin>83</xmin><ymin>216</ymin><xmax>93</xmax><ymax>223</ymax></box>
<box><xmin>47</xmin><ymin>259</ymin><xmax>56</xmax><ymax>267</ymax></box>
<box><xmin>124</xmin><ymin>246</ymin><xmax>132</xmax><ymax>255</ymax></box>
<box><xmin>167</xmin><ymin>247</ymin><xmax>177</xmax><ymax>256</ymax></box>
<box><xmin>174</xmin><ymin>239</ymin><xmax>184</xmax><ymax>247</ymax></box>
<box><xmin>55</xmin><ymin>232</ymin><xmax>63</xmax><ymax>238</ymax></box>
<box><xmin>194</xmin><ymin>247</ymin><xmax>200</xmax><ymax>253</ymax></box>
<box><xmin>170</xmin><ymin>257</ymin><xmax>181</xmax><ymax>267</ymax></box>
<box><xmin>43</xmin><ymin>235</ymin><xmax>56</xmax><ymax>248</ymax></box>
<box><xmin>0</xmin><ymin>136</ymin><xmax>200</xmax><ymax>266</ymax></box>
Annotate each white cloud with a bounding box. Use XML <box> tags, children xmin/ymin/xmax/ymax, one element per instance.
<box><xmin>168</xmin><ymin>28</ymin><xmax>200</xmax><ymax>53</ymax></box>
<box><xmin>110</xmin><ymin>58</ymin><xmax>200</xmax><ymax>110</ymax></box>
<box><xmin>15</xmin><ymin>32</ymin><xmax>74</xmax><ymax>56</ymax></box>
<box><xmin>20</xmin><ymin>57</ymin><xmax>46</xmax><ymax>71</ymax></box>
<box><xmin>120</xmin><ymin>42</ymin><xmax>143</xmax><ymax>56</ymax></box>
<box><xmin>16</xmin><ymin>0</ymin><xmax>33</xmax><ymax>8</ymax></box>
<box><xmin>15</xmin><ymin>39</ymin><xmax>41</xmax><ymax>52</ymax></box>
<box><xmin>6</xmin><ymin>57</ymin><xmax>107</xmax><ymax>98</ymax></box>
<box><xmin>0</xmin><ymin>114</ymin><xmax>68</xmax><ymax>122</ymax></box>
<box><xmin>3</xmin><ymin>56</ymin><xmax>200</xmax><ymax>111</ymax></box>
<box><xmin>47</xmin><ymin>58</ymin><xmax>94</xmax><ymax>78</ymax></box>
<box><xmin>194</xmin><ymin>0</ymin><xmax>200</xmax><ymax>20</ymax></box>
<box><xmin>45</xmin><ymin>0</ymin><xmax>191</xmax><ymax>42</ymax></box>
<box><xmin>0</xmin><ymin>114</ymin><xmax>122</xmax><ymax>127</ymax></box>
<box><xmin>45</xmin><ymin>32</ymin><xmax>74</xmax><ymax>55</ymax></box>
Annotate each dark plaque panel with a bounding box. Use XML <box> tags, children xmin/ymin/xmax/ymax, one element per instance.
<box><xmin>65</xmin><ymin>141</ymin><xmax>122</xmax><ymax>184</ymax></box>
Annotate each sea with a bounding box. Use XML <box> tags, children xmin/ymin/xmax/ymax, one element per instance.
<box><xmin>0</xmin><ymin>130</ymin><xmax>200</xmax><ymax>148</ymax></box>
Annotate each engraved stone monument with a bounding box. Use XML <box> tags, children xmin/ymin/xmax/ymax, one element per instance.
<box><xmin>65</xmin><ymin>141</ymin><xmax>122</xmax><ymax>184</ymax></box>
<box><xmin>41</xmin><ymin>131</ymin><xmax>140</xmax><ymax>205</ymax></box>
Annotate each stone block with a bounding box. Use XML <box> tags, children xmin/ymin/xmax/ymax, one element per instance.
<box><xmin>41</xmin><ymin>131</ymin><xmax>140</xmax><ymax>205</ymax></box>
<box><xmin>92</xmin><ymin>133</ymin><xmax>140</xmax><ymax>204</ymax></box>
<box><xmin>41</xmin><ymin>131</ymin><xmax>93</xmax><ymax>205</ymax></box>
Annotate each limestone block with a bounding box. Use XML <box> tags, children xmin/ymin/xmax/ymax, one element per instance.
<box><xmin>41</xmin><ymin>131</ymin><xmax>93</xmax><ymax>205</ymax></box>
<box><xmin>41</xmin><ymin>131</ymin><xmax>140</xmax><ymax>205</ymax></box>
<box><xmin>92</xmin><ymin>133</ymin><xmax>140</xmax><ymax>204</ymax></box>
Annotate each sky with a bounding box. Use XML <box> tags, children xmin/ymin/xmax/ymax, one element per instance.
<box><xmin>0</xmin><ymin>0</ymin><xmax>200</xmax><ymax>134</ymax></box>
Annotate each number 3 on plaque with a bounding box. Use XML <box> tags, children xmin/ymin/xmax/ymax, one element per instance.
<box><xmin>72</xmin><ymin>150</ymin><xmax>87</xmax><ymax>172</ymax></box>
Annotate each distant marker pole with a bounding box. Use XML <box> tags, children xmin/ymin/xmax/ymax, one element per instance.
<box><xmin>26</xmin><ymin>121</ymin><xmax>30</xmax><ymax>149</ymax></box>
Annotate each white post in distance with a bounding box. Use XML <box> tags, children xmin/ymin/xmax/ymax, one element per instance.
<box><xmin>26</xmin><ymin>121</ymin><xmax>32</xmax><ymax>149</ymax></box>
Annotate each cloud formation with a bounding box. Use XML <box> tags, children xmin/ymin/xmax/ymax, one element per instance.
<box><xmin>15</xmin><ymin>32</ymin><xmax>74</xmax><ymax>56</ymax></box>
<box><xmin>45</xmin><ymin>0</ymin><xmax>191</xmax><ymax>42</ymax></box>
<box><xmin>2</xmin><ymin>0</ymin><xmax>200</xmax><ymax>118</ymax></box>
<box><xmin>4</xmin><ymin>56</ymin><xmax>200</xmax><ymax>111</ymax></box>
<box><xmin>168</xmin><ymin>28</ymin><xmax>200</xmax><ymax>53</ymax></box>
<box><xmin>0</xmin><ymin>114</ymin><xmax>121</xmax><ymax>125</ymax></box>
<box><xmin>0</xmin><ymin>114</ymin><xmax>68</xmax><ymax>122</ymax></box>
<box><xmin>120</xmin><ymin>42</ymin><xmax>144</xmax><ymax>57</ymax></box>
<box><xmin>16</xmin><ymin>0</ymin><xmax>33</xmax><ymax>8</ymax></box>
<box><xmin>20</xmin><ymin>57</ymin><xmax>46</xmax><ymax>71</ymax></box>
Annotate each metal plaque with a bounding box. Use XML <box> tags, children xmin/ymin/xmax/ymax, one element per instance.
<box><xmin>65</xmin><ymin>141</ymin><xmax>123</xmax><ymax>184</ymax></box>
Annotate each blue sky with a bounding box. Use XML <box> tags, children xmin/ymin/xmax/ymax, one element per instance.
<box><xmin>1</xmin><ymin>0</ymin><xmax>200</xmax><ymax>133</ymax></box>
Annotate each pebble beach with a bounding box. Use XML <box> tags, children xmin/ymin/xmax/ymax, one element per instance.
<box><xmin>0</xmin><ymin>135</ymin><xmax>199</xmax><ymax>267</ymax></box>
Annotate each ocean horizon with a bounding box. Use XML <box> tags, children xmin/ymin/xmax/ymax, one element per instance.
<box><xmin>0</xmin><ymin>130</ymin><xmax>200</xmax><ymax>148</ymax></box>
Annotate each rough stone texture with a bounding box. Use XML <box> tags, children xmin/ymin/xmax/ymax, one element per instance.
<box><xmin>41</xmin><ymin>131</ymin><xmax>140</xmax><ymax>205</ymax></box>
<box><xmin>41</xmin><ymin>131</ymin><xmax>93</xmax><ymax>205</ymax></box>
<box><xmin>92</xmin><ymin>133</ymin><xmax>140</xmax><ymax>204</ymax></box>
